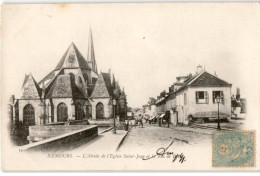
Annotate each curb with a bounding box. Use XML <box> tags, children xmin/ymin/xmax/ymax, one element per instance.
<box><xmin>115</xmin><ymin>127</ymin><xmax>131</xmax><ymax>151</ymax></box>
<box><xmin>99</xmin><ymin>127</ymin><xmax>113</xmax><ymax>134</ymax></box>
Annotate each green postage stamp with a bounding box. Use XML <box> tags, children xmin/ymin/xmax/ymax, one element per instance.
<box><xmin>213</xmin><ymin>131</ymin><xmax>255</xmax><ymax>167</ymax></box>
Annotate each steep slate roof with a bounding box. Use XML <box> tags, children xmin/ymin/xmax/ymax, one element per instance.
<box><xmin>189</xmin><ymin>72</ymin><xmax>231</xmax><ymax>87</ymax></box>
<box><xmin>38</xmin><ymin>70</ymin><xmax>56</xmax><ymax>86</ymax></box>
<box><xmin>176</xmin><ymin>71</ymin><xmax>231</xmax><ymax>93</ymax></box>
<box><xmin>102</xmin><ymin>72</ymin><xmax>114</xmax><ymax>97</ymax></box>
<box><xmin>45</xmin><ymin>75</ymin><xmax>85</xmax><ymax>98</ymax></box>
<box><xmin>90</xmin><ymin>73</ymin><xmax>111</xmax><ymax>98</ymax></box>
<box><xmin>21</xmin><ymin>74</ymin><xmax>42</xmax><ymax>99</ymax></box>
<box><xmin>22</xmin><ymin>74</ymin><xmax>30</xmax><ymax>88</ymax></box>
<box><xmin>166</xmin><ymin>92</ymin><xmax>176</xmax><ymax>101</ymax></box>
<box><xmin>54</xmin><ymin>42</ymin><xmax>91</xmax><ymax>71</ymax></box>
<box><xmin>87</xmin><ymin>84</ymin><xmax>95</xmax><ymax>97</ymax></box>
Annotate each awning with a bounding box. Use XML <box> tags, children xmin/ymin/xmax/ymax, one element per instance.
<box><xmin>193</xmin><ymin>111</ymin><xmax>229</xmax><ymax>118</ymax></box>
<box><xmin>159</xmin><ymin>114</ymin><xmax>165</xmax><ymax>118</ymax></box>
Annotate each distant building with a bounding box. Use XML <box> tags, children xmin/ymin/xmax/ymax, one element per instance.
<box><xmin>10</xmin><ymin>28</ymin><xmax>127</xmax><ymax>126</ymax></box>
<box><xmin>231</xmin><ymin>88</ymin><xmax>246</xmax><ymax>118</ymax></box>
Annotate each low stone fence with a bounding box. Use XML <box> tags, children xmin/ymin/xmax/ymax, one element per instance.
<box><xmin>20</xmin><ymin>125</ymin><xmax>98</xmax><ymax>152</ymax></box>
<box><xmin>28</xmin><ymin>125</ymin><xmax>91</xmax><ymax>142</ymax></box>
<box><xmin>45</xmin><ymin>119</ymin><xmax>90</xmax><ymax>126</ymax></box>
<box><xmin>88</xmin><ymin>118</ymin><xmax>114</xmax><ymax>127</ymax></box>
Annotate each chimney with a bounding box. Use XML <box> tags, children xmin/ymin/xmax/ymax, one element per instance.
<box><xmin>236</xmin><ymin>88</ymin><xmax>240</xmax><ymax>101</ymax></box>
<box><xmin>214</xmin><ymin>71</ymin><xmax>217</xmax><ymax>77</ymax></box>
<box><xmin>196</xmin><ymin>65</ymin><xmax>203</xmax><ymax>74</ymax></box>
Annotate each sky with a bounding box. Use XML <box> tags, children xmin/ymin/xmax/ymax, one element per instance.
<box><xmin>2</xmin><ymin>3</ymin><xmax>260</xmax><ymax>108</ymax></box>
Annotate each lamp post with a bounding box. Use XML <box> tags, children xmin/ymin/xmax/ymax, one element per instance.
<box><xmin>216</xmin><ymin>96</ymin><xmax>221</xmax><ymax>131</ymax></box>
<box><xmin>113</xmin><ymin>99</ymin><xmax>117</xmax><ymax>134</ymax></box>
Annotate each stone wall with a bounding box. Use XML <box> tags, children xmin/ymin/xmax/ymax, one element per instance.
<box><xmin>21</xmin><ymin>125</ymin><xmax>98</xmax><ymax>151</ymax></box>
<box><xmin>28</xmin><ymin>125</ymin><xmax>90</xmax><ymax>142</ymax></box>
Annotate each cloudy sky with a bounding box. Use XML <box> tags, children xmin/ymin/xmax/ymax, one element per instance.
<box><xmin>2</xmin><ymin>3</ymin><xmax>260</xmax><ymax>108</ymax></box>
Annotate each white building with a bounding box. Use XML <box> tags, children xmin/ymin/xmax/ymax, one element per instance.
<box><xmin>175</xmin><ymin>66</ymin><xmax>232</xmax><ymax>125</ymax></box>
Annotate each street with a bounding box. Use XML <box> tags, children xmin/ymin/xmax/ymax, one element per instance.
<box><xmin>119</xmin><ymin>123</ymin><xmax>211</xmax><ymax>154</ymax></box>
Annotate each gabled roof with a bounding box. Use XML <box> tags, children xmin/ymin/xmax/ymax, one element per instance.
<box><xmin>87</xmin><ymin>84</ymin><xmax>95</xmax><ymax>97</ymax></box>
<box><xmin>38</xmin><ymin>70</ymin><xmax>56</xmax><ymax>86</ymax></box>
<box><xmin>90</xmin><ymin>73</ymin><xmax>111</xmax><ymax>98</ymax></box>
<box><xmin>176</xmin><ymin>71</ymin><xmax>231</xmax><ymax>93</ymax></box>
<box><xmin>54</xmin><ymin>42</ymin><xmax>91</xmax><ymax>71</ymax></box>
<box><xmin>22</xmin><ymin>74</ymin><xmax>30</xmax><ymax>88</ymax></box>
<box><xmin>166</xmin><ymin>92</ymin><xmax>176</xmax><ymax>101</ymax></box>
<box><xmin>101</xmin><ymin>72</ymin><xmax>114</xmax><ymax>97</ymax></box>
<box><xmin>21</xmin><ymin>74</ymin><xmax>42</xmax><ymax>99</ymax></box>
<box><xmin>45</xmin><ymin>75</ymin><xmax>85</xmax><ymax>98</ymax></box>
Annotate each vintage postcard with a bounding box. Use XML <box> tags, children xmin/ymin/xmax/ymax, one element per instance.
<box><xmin>1</xmin><ymin>3</ymin><xmax>260</xmax><ymax>171</ymax></box>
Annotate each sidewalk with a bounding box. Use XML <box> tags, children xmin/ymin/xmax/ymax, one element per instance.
<box><xmin>147</xmin><ymin>122</ymin><xmax>239</xmax><ymax>135</ymax></box>
<box><xmin>69</xmin><ymin>129</ymin><xmax>128</xmax><ymax>153</ymax></box>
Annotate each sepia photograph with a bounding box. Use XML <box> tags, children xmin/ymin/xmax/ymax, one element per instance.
<box><xmin>1</xmin><ymin>2</ymin><xmax>260</xmax><ymax>171</ymax></box>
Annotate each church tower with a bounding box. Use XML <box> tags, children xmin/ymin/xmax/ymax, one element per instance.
<box><xmin>87</xmin><ymin>27</ymin><xmax>98</xmax><ymax>74</ymax></box>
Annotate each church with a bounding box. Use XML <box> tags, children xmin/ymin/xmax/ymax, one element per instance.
<box><xmin>10</xmin><ymin>28</ymin><xmax>127</xmax><ymax>126</ymax></box>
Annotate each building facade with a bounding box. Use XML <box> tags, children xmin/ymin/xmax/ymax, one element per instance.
<box><xmin>175</xmin><ymin>67</ymin><xmax>232</xmax><ymax>125</ymax></box>
<box><xmin>149</xmin><ymin>65</ymin><xmax>232</xmax><ymax>126</ymax></box>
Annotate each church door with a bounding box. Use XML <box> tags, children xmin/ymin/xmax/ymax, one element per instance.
<box><xmin>23</xmin><ymin>104</ymin><xmax>35</xmax><ymax>126</ymax></box>
<box><xmin>57</xmin><ymin>103</ymin><xmax>68</xmax><ymax>122</ymax></box>
<box><xmin>96</xmin><ymin>103</ymin><xmax>104</xmax><ymax>119</ymax></box>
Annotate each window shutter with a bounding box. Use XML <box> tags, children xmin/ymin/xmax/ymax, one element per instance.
<box><xmin>205</xmin><ymin>91</ymin><xmax>209</xmax><ymax>104</ymax></box>
<box><xmin>221</xmin><ymin>91</ymin><xmax>224</xmax><ymax>104</ymax></box>
<box><xmin>213</xmin><ymin>92</ymin><xmax>215</xmax><ymax>103</ymax></box>
<box><xmin>196</xmin><ymin>92</ymin><xmax>199</xmax><ymax>104</ymax></box>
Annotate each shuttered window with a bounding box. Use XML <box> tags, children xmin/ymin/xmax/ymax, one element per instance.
<box><xmin>213</xmin><ymin>91</ymin><xmax>224</xmax><ymax>104</ymax></box>
<box><xmin>196</xmin><ymin>91</ymin><xmax>208</xmax><ymax>104</ymax></box>
<box><xmin>184</xmin><ymin>93</ymin><xmax>187</xmax><ymax>105</ymax></box>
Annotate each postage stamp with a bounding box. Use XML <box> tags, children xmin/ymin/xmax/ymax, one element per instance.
<box><xmin>212</xmin><ymin>131</ymin><xmax>255</xmax><ymax>167</ymax></box>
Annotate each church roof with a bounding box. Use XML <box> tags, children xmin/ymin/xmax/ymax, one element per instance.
<box><xmin>38</xmin><ymin>70</ymin><xmax>56</xmax><ymax>86</ymax></box>
<box><xmin>90</xmin><ymin>73</ymin><xmax>112</xmax><ymax>98</ymax></box>
<box><xmin>176</xmin><ymin>71</ymin><xmax>232</xmax><ymax>93</ymax></box>
<box><xmin>21</xmin><ymin>74</ymin><xmax>42</xmax><ymax>99</ymax></box>
<box><xmin>45</xmin><ymin>75</ymin><xmax>85</xmax><ymax>98</ymax></box>
<box><xmin>87</xmin><ymin>84</ymin><xmax>95</xmax><ymax>97</ymax></box>
<box><xmin>102</xmin><ymin>72</ymin><xmax>114</xmax><ymax>97</ymax></box>
<box><xmin>54</xmin><ymin>42</ymin><xmax>91</xmax><ymax>71</ymax></box>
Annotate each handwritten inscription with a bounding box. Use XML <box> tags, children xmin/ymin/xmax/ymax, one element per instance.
<box><xmin>142</xmin><ymin>141</ymin><xmax>186</xmax><ymax>163</ymax></box>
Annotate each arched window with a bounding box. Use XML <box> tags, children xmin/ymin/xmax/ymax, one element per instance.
<box><xmin>75</xmin><ymin>102</ymin><xmax>84</xmax><ymax>120</ymax></box>
<box><xmin>23</xmin><ymin>104</ymin><xmax>35</xmax><ymax>126</ymax></box>
<box><xmin>96</xmin><ymin>102</ymin><xmax>104</xmax><ymax>119</ymax></box>
<box><xmin>69</xmin><ymin>73</ymin><xmax>75</xmax><ymax>84</ymax></box>
<box><xmin>57</xmin><ymin>103</ymin><xmax>68</xmax><ymax>122</ymax></box>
